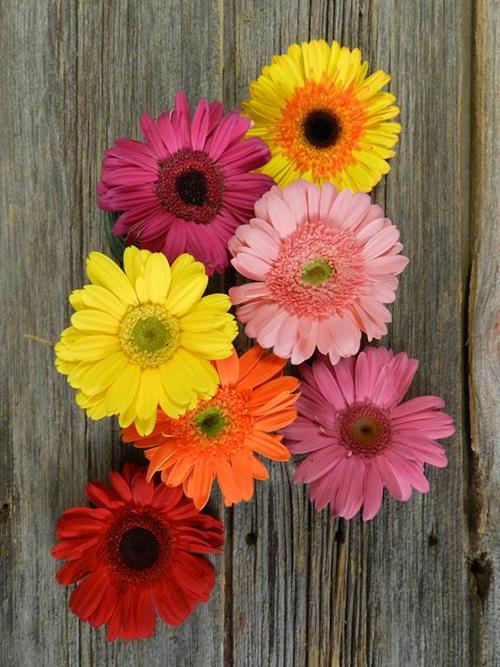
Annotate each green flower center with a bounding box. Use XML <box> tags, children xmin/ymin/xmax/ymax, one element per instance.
<box><xmin>194</xmin><ymin>407</ymin><xmax>227</xmax><ymax>438</ymax></box>
<box><xmin>119</xmin><ymin>304</ymin><xmax>180</xmax><ymax>367</ymax></box>
<box><xmin>351</xmin><ymin>417</ymin><xmax>381</xmax><ymax>445</ymax></box>
<box><xmin>300</xmin><ymin>258</ymin><xmax>333</xmax><ymax>286</ymax></box>
<box><xmin>132</xmin><ymin>317</ymin><xmax>168</xmax><ymax>352</ymax></box>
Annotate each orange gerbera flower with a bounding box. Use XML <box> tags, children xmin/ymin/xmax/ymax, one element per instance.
<box><xmin>122</xmin><ymin>347</ymin><xmax>300</xmax><ymax>509</ymax></box>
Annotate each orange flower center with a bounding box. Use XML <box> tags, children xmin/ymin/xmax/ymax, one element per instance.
<box><xmin>275</xmin><ymin>78</ymin><xmax>367</xmax><ymax>180</ymax></box>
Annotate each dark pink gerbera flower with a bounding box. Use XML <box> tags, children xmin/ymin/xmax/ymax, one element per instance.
<box><xmin>282</xmin><ymin>346</ymin><xmax>455</xmax><ymax>520</ymax></box>
<box><xmin>98</xmin><ymin>91</ymin><xmax>273</xmax><ymax>274</ymax></box>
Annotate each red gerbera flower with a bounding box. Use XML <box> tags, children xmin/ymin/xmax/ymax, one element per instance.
<box><xmin>52</xmin><ymin>463</ymin><xmax>223</xmax><ymax>641</ymax></box>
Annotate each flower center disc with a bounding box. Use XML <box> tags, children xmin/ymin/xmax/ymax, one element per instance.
<box><xmin>338</xmin><ymin>402</ymin><xmax>391</xmax><ymax>457</ymax></box>
<box><xmin>156</xmin><ymin>148</ymin><xmax>224</xmax><ymax>224</ymax></box>
<box><xmin>120</xmin><ymin>304</ymin><xmax>180</xmax><ymax>367</ymax></box>
<box><xmin>351</xmin><ymin>417</ymin><xmax>381</xmax><ymax>445</ymax></box>
<box><xmin>132</xmin><ymin>317</ymin><xmax>168</xmax><ymax>352</ymax></box>
<box><xmin>119</xmin><ymin>527</ymin><xmax>160</xmax><ymax>571</ymax></box>
<box><xmin>301</xmin><ymin>258</ymin><xmax>333</xmax><ymax>286</ymax></box>
<box><xmin>303</xmin><ymin>109</ymin><xmax>342</xmax><ymax>149</ymax></box>
<box><xmin>176</xmin><ymin>169</ymin><xmax>208</xmax><ymax>206</ymax></box>
<box><xmin>195</xmin><ymin>407</ymin><xmax>227</xmax><ymax>438</ymax></box>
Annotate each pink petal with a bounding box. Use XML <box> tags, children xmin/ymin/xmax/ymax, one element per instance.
<box><xmin>385</xmin><ymin>451</ymin><xmax>430</xmax><ymax>493</ymax></box>
<box><xmin>374</xmin><ymin>455</ymin><xmax>412</xmax><ymax>501</ymax></box>
<box><xmin>362</xmin><ymin>465</ymin><xmax>384</xmax><ymax>520</ymax></box>
<box><xmin>266</xmin><ymin>196</ymin><xmax>296</xmax><ymax>238</ymax></box>
<box><xmin>190</xmin><ymin>98</ymin><xmax>210</xmax><ymax>150</ymax></box>
<box><xmin>332</xmin><ymin>356</ymin><xmax>356</xmax><ymax>404</ymax></box>
<box><xmin>231</xmin><ymin>254</ymin><xmax>271</xmax><ymax>281</ymax></box>
<box><xmin>294</xmin><ymin>446</ymin><xmax>345</xmax><ymax>483</ymax></box>
<box><xmin>391</xmin><ymin>436</ymin><xmax>448</xmax><ymax>468</ymax></box>
<box><xmin>311</xmin><ymin>356</ymin><xmax>347</xmax><ymax>411</ymax></box>
<box><xmin>391</xmin><ymin>396</ymin><xmax>446</xmax><ymax>418</ymax></box>
<box><xmin>230</xmin><ymin>282</ymin><xmax>271</xmax><ymax>305</ymax></box>
<box><xmin>139</xmin><ymin>113</ymin><xmax>167</xmax><ymax>158</ymax></box>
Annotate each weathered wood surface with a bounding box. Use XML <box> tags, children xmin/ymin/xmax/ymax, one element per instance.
<box><xmin>0</xmin><ymin>1</ymin><xmax>498</xmax><ymax>665</ymax></box>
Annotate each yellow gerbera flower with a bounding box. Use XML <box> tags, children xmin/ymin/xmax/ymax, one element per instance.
<box><xmin>55</xmin><ymin>247</ymin><xmax>238</xmax><ymax>435</ymax></box>
<box><xmin>242</xmin><ymin>39</ymin><xmax>401</xmax><ymax>192</ymax></box>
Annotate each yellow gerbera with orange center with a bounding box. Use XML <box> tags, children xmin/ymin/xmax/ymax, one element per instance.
<box><xmin>243</xmin><ymin>39</ymin><xmax>401</xmax><ymax>192</ymax></box>
<box><xmin>122</xmin><ymin>347</ymin><xmax>300</xmax><ymax>509</ymax></box>
<box><xmin>55</xmin><ymin>247</ymin><xmax>237</xmax><ymax>436</ymax></box>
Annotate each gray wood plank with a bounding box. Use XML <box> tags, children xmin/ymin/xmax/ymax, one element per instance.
<box><xmin>1</xmin><ymin>1</ymin><xmax>225</xmax><ymax>665</ymax></box>
<box><xmin>468</xmin><ymin>0</ymin><xmax>500</xmax><ymax>665</ymax></box>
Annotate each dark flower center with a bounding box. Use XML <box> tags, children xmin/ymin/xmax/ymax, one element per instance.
<box><xmin>303</xmin><ymin>109</ymin><xmax>341</xmax><ymax>149</ymax></box>
<box><xmin>195</xmin><ymin>406</ymin><xmax>227</xmax><ymax>438</ymax></box>
<box><xmin>119</xmin><ymin>527</ymin><xmax>160</xmax><ymax>571</ymax></box>
<box><xmin>338</xmin><ymin>402</ymin><xmax>391</xmax><ymax>457</ymax></box>
<box><xmin>157</xmin><ymin>149</ymin><xmax>224</xmax><ymax>224</ymax></box>
<box><xmin>176</xmin><ymin>169</ymin><xmax>208</xmax><ymax>206</ymax></box>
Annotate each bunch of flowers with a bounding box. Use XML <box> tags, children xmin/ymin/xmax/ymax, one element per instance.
<box><xmin>52</xmin><ymin>39</ymin><xmax>454</xmax><ymax>640</ymax></box>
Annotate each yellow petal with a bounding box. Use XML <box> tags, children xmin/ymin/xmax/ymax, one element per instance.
<box><xmin>180</xmin><ymin>331</ymin><xmax>234</xmax><ymax>359</ymax></box>
<box><xmin>86</xmin><ymin>251</ymin><xmax>137</xmax><ymax>306</ymax></box>
<box><xmin>71</xmin><ymin>309</ymin><xmax>119</xmax><ymax>334</ymax></box>
<box><xmin>107</xmin><ymin>362</ymin><xmax>141</xmax><ymax>413</ymax></box>
<box><xmin>135</xmin><ymin>368</ymin><xmax>161</xmax><ymax>420</ymax></box>
<box><xmin>123</xmin><ymin>246</ymin><xmax>150</xmax><ymax>283</ymax></box>
<box><xmin>78</xmin><ymin>352</ymin><xmax>129</xmax><ymax>395</ymax></box>
<box><xmin>66</xmin><ymin>334</ymin><xmax>121</xmax><ymax>361</ymax></box>
<box><xmin>166</xmin><ymin>256</ymin><xmax>208</xmax><ymax>317</ymax></box>
<box><xmin>145</xmin><ymin>253</ymin><xmax>171</xmax><ymax>303</ymax></box>
<box><xmin>158</xmin><ymin>359</ymin><xmax>195</xmax><ymax>406</ymax></box>
<box><xmin>80</xmin><ymin>285</ymin><xmax>127</xmax><ymax>320</ymax></box>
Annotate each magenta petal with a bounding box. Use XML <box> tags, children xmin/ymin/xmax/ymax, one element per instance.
<box><xmin>362</xmin><ymin>465</ymin><xmax>384</xmax><ymax>520</ymax></box>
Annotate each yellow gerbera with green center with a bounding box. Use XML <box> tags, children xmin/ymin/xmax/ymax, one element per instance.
<box><xmin>55</xmin><ymin>247</ymin><xmax>238</xmax><ymax>435</ymax></box>
<box><xmin>242</xmin><ymin>39</ymin><xmax>401</xmax><ymax>192</ymax></box>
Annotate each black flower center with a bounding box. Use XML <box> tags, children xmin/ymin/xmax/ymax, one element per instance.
<box><xmin>119</xmin><ymin>527</ymin><xmax>160</xmax><ymax>571</ymax></box>
<box><xmin>176</xmin><ymin>169</ymin><xmax>208</xmax><ymax>206</ymax></box>
<box><xmin>303</xmin><ymin>109</ymin><xmax>341</xmax><ymax>149</ymax></box>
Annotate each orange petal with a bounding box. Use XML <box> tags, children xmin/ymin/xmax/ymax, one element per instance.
<box><xmin>245</xmin><ymin>432</ymin><xmax>291</xmax><ymax>461</ymax></box>
<box><xmin>247</xmin><ymin>376</ymin><xmax>300</xmax><ymax>408</ymax></box>
<box><xmin>248</xmin><ymin>455</ymin><xmax>269</xmax><ymax>480</ymax></box>
<box><xmin>215</xmin><ymin>458</ymin><xmax>242</xmax><ymax>505</ymax></box>
<box><xmin>145</xmin><ymin>443</ymin><xmax>179</xmax><ymax>479</ymax></box>
<box><xmin>166</xmin><ymin>457</ymin><xmax>196</xmax><ymax>487</ymax></box>
<box><xmin>253</xmin><ymin>408</ymin><xmax>298</xmax><ymax>431</ymax></box>
<box><xmin>189</xmin><ymin>462</ymin><xmax>215</xmax><ymax>510</ymax></box>
<box><xmin>237</xmin><ymin>346</ymin><xmax>265</xmax><ymax>382</ymax></box>
<box><xmin>236</xmin><ymin>350</ymin><xmax>286</xmax><ymax>390</ymax></box>
<box><xmin>230</xmin><ymin>450</ymin><xmax>254</xmax><ymax>501</ymax></box>
<box><xmin>215</xmin><ymin>348</ymin><xmax>239</xmax><ymax>387</ymax></box>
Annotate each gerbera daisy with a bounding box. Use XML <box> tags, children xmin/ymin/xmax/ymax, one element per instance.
<box><xmin>98</xmin><ymin>91</ymin><xmax>273</xmax><ymax>275</ymax></box>
<box><xmin>242</xmin><ymin>39</ymin><xmax>401</xmax><ymax>192</ymax></box>
<box><xmin>55</xmin><ymin>246</ymin><xmax>237</xmax><ymax>435</ymax></box>
<box><xmin>122</xmin><ymin>346</ymin><xmax>299</xmax><ymax>509</ymax></box>
<box><xmin>282</xmin><ymin>347</ymin><xmax>455</xmax><ymax>520</ymax></box>
<box><xmin>229</xmin><ymin>180</ymin><xmax>408</xmax><ymax>365</ymax></box>
<box><xmin>52</xmin><ymin>463</ymin><xmax>224</xmax><ymax>641</ymax></box>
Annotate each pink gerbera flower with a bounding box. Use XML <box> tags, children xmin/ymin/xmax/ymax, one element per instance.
<box><xmin>229</xmin><ymin>180</ymin><xmax>408</xmax><ymax>364</ymax></box>
<box><xmin>282</xmin><ymin>346</ymin><xmax>455</xmax><ymax>520</ymax></box>
<box><xmin>98</xmin><ymin>91</ymin><xmax>273</xmax><ymax>274</ymax></box>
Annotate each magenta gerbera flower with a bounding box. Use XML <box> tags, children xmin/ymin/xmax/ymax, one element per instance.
<box><xmin>282</xmin><ymin>347</ymin><xmax>455</xmax><ymax>520</ymax></box>
<box><xmin>229</xmin><ymin>180</ymin><xmax>408</xmax><ymax>365</ymax></box>
<box><xmin>98</xmin><ymin>91</ymin><xmax>273</xmax><ymax>274</ymax></box>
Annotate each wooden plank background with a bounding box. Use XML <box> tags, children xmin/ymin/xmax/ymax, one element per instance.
<box><xmin>1</xmin><ymin>1</ymin><xmax>498</xmax><ymax>665</ymax></box>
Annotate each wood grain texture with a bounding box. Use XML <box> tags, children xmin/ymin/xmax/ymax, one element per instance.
<box><xmin>0</xmin><ymin>1</ymin><xmax>497</xmax><ymax>666</ymax></box>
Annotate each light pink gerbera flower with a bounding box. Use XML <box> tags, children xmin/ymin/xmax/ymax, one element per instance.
<box><xmin>282</xmin><ymin>347</ymin><xmax>455</xmax><ymax>520</ymax></box>
<box><xmin>98</xmin><ymin>91</ymin><xmax>273</xmax><ymax>275</ymax></box>
<box><xmin>229</xmin><ymin>180</ymin><xmax>408</xmax><ymax>364</ymax></box>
